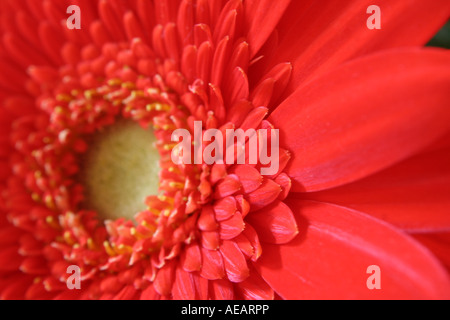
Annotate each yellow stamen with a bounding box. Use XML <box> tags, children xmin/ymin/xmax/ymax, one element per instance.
<box><xmin>103</xmin><ymin>241</ymin><xmax>116</xmax><ymax>256</ymax></box>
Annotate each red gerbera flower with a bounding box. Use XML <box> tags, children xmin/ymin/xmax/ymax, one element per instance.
<box><xmin>0</xmin><ymin>0</ymin><xmax>449</xmax><ymax>300</ymax></box>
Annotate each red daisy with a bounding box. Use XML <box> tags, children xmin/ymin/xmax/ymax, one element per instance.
<box><xmin>0</xmin><ymin>0</ymin><xmax>449</xmax><ymax>300</ymax></box>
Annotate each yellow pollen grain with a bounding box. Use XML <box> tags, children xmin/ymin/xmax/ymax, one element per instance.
<box><xmin>45</xmin><ymin>216</ymin><xmax>60</xmax><ymax>229</ymax></box>
<box><xmin>64</xmin><ymin>231</ymin><xmax>75</xmax><ymax>245</ymax></box>
<box><xmin>121</xmin><ymin>82</ymin><xmax>135</xmax><ymax>89</ymax></box>
<box><xmin>107</xmin><ymin>79</ymin><xmax>122</xmax><ymax>86</ymax></box>
<box><xmin>158</xmin><ymin>195</ymin><xmax>174</xmax><ymax>205</ymax></box>
<box><xmin>149</xmin><ymin>208</ymin><xmax>161</xmax><ymax>216</ymax></box>
<box><xmin>169</xmin><ymin>182</ymin><xmax>184</xmax><ymax>189</ymax></box>
<box><xmin>132</xmin><ymin>90</ymin><xmax>145</xmax><ymax>98</ymax></box>
<box><xmin>141</xmin><ymin>221</ymin><xmax>156</xmax><ymax>233</ymax></box>
<box><xmin>84</xmin><ymin>90</ymin><xmax>97</xmax><ymax>100</ymax></box>
<box><xmin>56</xmin><ymin>94</ymin><xmax>72</xmax><ymax>102</ymax></box>
<box><xmin>87</xmin><ymin>238</ymin><xmax>96</xmax><ymax>250</ymax></box>
<box><xmin>116</xmin><ymin>244</ymin><xmax>132</xmax><ymax>254</ymax></box>
<box><xmin>54</xmin><ymin>106</ymin><xmax>64</xmax><ymax>114</ymax></box>
<box><xmin>112</xmin><ymin>99</ymin><xmax>123</xmax><ymax>107</ymax></box>
<box><xmin>163</xmin><ymin>143</ymin><xmax>176</xmax><ymax>151</ymax></box>
<box><xmin>162</xmin><ymin>124</ymin><xmax>175</xmax><ymax>131</ymax></box>
<box><xmin>147</xmin><ymin>88</ymin><xmax>160</xmax><ymax>95</ymax></box>
<box><xmin>162</xmin><ymin>209</ymin><xmax>171</xmax><ymax>217</ymax></box>
<box><xmin>44</xmin><ymin>195</ymin><xmax>55</xmax><ymax>210</ymax></box>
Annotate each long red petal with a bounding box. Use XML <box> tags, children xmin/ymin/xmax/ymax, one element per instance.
<box><xmin>234</xmin><ymin>265</ymin><xmax>274</xmax><ymax>300</ymax></box>
<box><xmin>270</xmin><ymin>48</ymin><xmax>450</xmax><ymax>192</ymax></box>
<box><xmin>254</xmin><ymin>0</ymin><xmax>450</xmax><ymax>96</ymax></box>
<box><xmin>412</xmin><ymin>232</ymin><xmax>450</xmax><ymax>272</ymax></box>
<box><xmin>243</xmin><ymin>0</ymin><xmax>291</xmax><ymax>58</ymax></box>
<box><xmin>256</xmin><ymin>200</ymin><xmax>450</xmax><ymax>299</ymax></box>
<box><xmin>304</xmin><ymin>146</ymin><xmax>450</xmax><ymax>232</ymax></box>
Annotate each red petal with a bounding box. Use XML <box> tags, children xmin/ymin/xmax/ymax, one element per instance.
<box><xmin>210</xmin><ymin>279</ymin><xmax>234</xmax><ymax>300</ymax></box>
<box><xmin>140</xmin><ymin>285</ymin><xmax>160</xmax><ymax>300</ymax></box>
<box><xmin>226</xmin><ymin>67</ymin><xmax>249</xmax><ymax>106</ymax></box>
<box><xmin>213</xmin><ymin>196</ymin><xmax>237</xmax><ymax>221</ymax></box>
<box><xmin>113</xmin><ymin>285</ymin><xmax>139</xmax><ymax>300</ymax></box>
<box><xmin>247</xmin><ymin>178</ymin><xmax>281</xmax><ymax>211</ymax></box>
<box><xmin>19</xmin><ymin>256</ymin><xmax>48</xmax><ymax>274</ymax></box>
<box><xmin>226</xmin><ymin>100</ymin><xmax>253</xmax><ymax>127</ymax></box>
<box><xmin>235</xmin><ymin>195</ymin><xmax>250</xmax><ymax>218</ymax></box>
<box><xmin>0</xmin><ymin>275</ymin><xmax>33</xmax><ymax>300</ymax></box>
<box><xmin>25</xmin><ymin>281</ymin><xmax>55</xmax><ymax>300</ymax></box>
<box><xmin>200</xmin><ymin>248</ymin><xmax>225</xmax><ymax>280</ymax></box>
<box><xmin>244</xmin><ymin>0</ymin><xmax>291</xmax><ymax>57</ymax></box>
<box><xmin>270</xmin><ymin>48</ymin><xmax>450</xmax><ymax>192</ymax></box>
<box><xmin>262</xmin><ymin>0</ymin><xmax>450</xmax><ymax>97</ymax></box>
<box><xmin>201</xmin><ymin>231</ymin><xmax>220</xmax><ymax>250</ymax></box>
<box><xmin>181</xmin><ymin>45</ymin><xmax>197</xmax><ymax>83</ymax></box>
<box><xmin>412</xmin><ymin>233</ymin><xmax>450</xmax><ymax>271</ymax></box>
<box><xmin>251</xmin><ymin>62</ymin><xmax>292</xmax><ymax>109</ymax></box>
<box><xmin>172</xmin><ymin>265</ymin><xmax>196</xmax><ymax>300</ymax></box>
<box><xmin>177</xmin><ymin>0</ymin><xmax>194</xmax><ymax>45</ymax></box>
<box><xmin>219</xmin><ymin>211</ymin><xmax>245</xmax><ymax>240</ymax></box>
<box><xmin>246</xmin><ymin>201</ymin><xmax>298</xmax><ymax>244</ymax></box>
<box><xmin>198</xmin><ymin>206</ymin><xmax>219</xmax><ymax>231</ymax></box>
<box><xmin>239</xmin><ymin>106</ymin><xmax>268</xmax><ymax>132</ymax></box>
<box><xmin>196</xmin><ymin>41</ymin><xmax>212</xmax><ymax>83</ymax></box>
<box><xmin>0</xmin><ymin>246</ymin><xmax>22</xmax><ymax>271</ymax></box>
<box><xmin>211</xmin><ymin>36</ymin><xmax>231</xmax><ymax>87</ymax></box>
<box><xmin>213</xmin><ymin>174</ymin><xmax>241</xmax><ymax>199</ymax></box>
<box><xmin>243</xmin><ymin>224</ymin><xmax>262</xmax><ymax>262</ymax></box>
<box><xmin>234</xmin><ymin>233</ymin><xmax>254</xmax><ymax>260</ymax></box>
<box><xmin>233</xmin><ymin>224</ymin><xmax>263</xmax><ymax>262</ymax></box>
<box><xmin>220</xmin><ymin>240</ymin><xmax>250</xmax><ymax>283</ymax></box>
<box><xmin>235</xmin><ymin>266</ymin><xmax>274</xmax><ymax>300</ymax></box>
<box><xmin>153</xmin><ymin>260</ymin><xmax>177</xmax><ymax>297</ymax></box>
<box><xmin>213</xmin><ymin>0</ymin><xmax>240</xmax><ymax>43</ymax></box>
<box><xmin>251</xmin><ymin>78</ymin><xmax>275</xmax><ymax>109</ymax></box>
<box><xmin>274</xmin><ymin>173</ymin><xmax>291</xmax><ymax>201</ymax></box>
<box><xmin>192</xmin><ymin>272</ymin><xmax>209</xmax><ymax>300</ymax></box>
<box><xmin>153</xmin><ymin>0</ymin><xmax>179</xmax><ymax>25</ymax></box>
<box><xmin>0</xmin><ymin>226</ymin><xmax>22</xmax><ymax>246</ymax></box>
<box><xmin>180</xmin><ymin>242</ymin><xmax>202</xmax><ymax>272</ymax></box>
<box><xmin>256</xmin><ymin>200</ymin><xmax>450</xmax><ymax>299</ymax></box>
<box><xmin>304</xmin><ymin>146</ymin><xmax>450</xmax><ymax>232</ymax></box>
<box><xmin>210</xmin><ymin>163</ymin><xmax>227</xmax><ymax>185</ymax></box>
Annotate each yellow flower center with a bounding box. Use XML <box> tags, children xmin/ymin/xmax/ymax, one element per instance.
<box><xmin>80</xmin><ymin>120</ymin><xmax>160</xmax><ymax>221</ymax></box>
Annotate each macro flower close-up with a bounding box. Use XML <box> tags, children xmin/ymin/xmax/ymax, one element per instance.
<box><xmin>0</xmin><ymin>0</ymin><xmax>449</xmax><ymax>300</ymax></box>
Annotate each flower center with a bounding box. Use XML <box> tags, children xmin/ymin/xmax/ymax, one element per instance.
<box><xmin>80</xmin><ymin>120</ymin><xmax>160</xmax><ymax>221</ymax></box>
